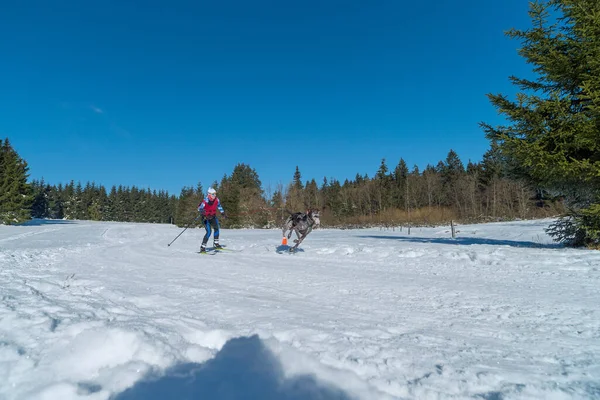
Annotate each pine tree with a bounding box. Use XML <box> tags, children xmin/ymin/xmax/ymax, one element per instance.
<box><xmin>302</xmin><ymin>179</ymin><xmax>320</xmax><ymax>212</ymax></box>
<box><xmin>218</xmin><ymin>180</ymin><xmax>241</xmax><ymax>226</ymax></box>
<box><xmin>323</xmin><ymin>179</ymin><xmax>344</xmax><ymax>219</ymax></box>
<box><xmin>481</xmin><ymin>0</ymin><xmax>600</xmax><ymax>246</ymax></box>
<box><xmin>271</xmin><ymin>190</ymin><xmax>284</xmax><ymax>209</ymax></box>
<box><xmin>393</xmin><ymin>158</ymin><xmax>409</xmax><ymax>210</ymax></box>
<box><xmin>31</xmin><ymin>179</ymin><xmax>49</xmax><ymax>218</ymax></box>
<box><xmin>89</xmin><ymin>185</ymin><xmax>107</xmax><ymax>221</ymax></box>
<box><xmin>0</xmin><ymin>138</ymin><xmax>33</xmax><ymax>224</ymax></box>
<box><xmin>175</xmin><ymin>185</ymin><xmax>199</xmax><ymax>227</ymax></box>
<box><xmin>286</xmin><ymin>166</ymin><xmax>305</xmax><ymax>211</ymax></box>
<box><xmin>64</xmin><ymin>182</ymin><xmax>72</xmax><ymax>217</ymax></box>
<box><xmin>375</xmin><ymin>158</ymin><xmax>392</xmax><ymax>211</ymax></box>
<box><xmin>71</xmin><ymin>182</ymin><xmax>85</xmax><ymax>219</ymax></box>
<box><xmin>292</xmin><ymin>166</ymin><xmax>303</xmax><ymax>190</ymax></box>
<box><xmin>48</xmin><ymin>183</ymin><xmax>64</xmax><ymax>219</ymax></box>
<box><xmin>441</xmin><ymin>150</ymin><xmax>464</xmax><ymax>185</ymax></box>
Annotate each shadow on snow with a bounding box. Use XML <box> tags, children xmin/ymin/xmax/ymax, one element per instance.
<box><xmin>19</xmin><ymin>219</ymin><xmax>77</xmax><ymax>226</ymax></box>
<box><xmin>111</xmin><ymin>335</ymin><xmax>355</xmax><ymax>400</ymax></box>
<box><xmin>275</xmin><ymin>245</ymin><xmax>305</xmax><ymax>254</ymax></box>
<box><xmin>358</xmin><ymin>235</ymin><xmax>562</xmax><ymax>249</ymax></box>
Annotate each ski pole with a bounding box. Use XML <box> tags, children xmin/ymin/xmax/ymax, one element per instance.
<box><xmin>167</xmin><ymin>217</ymin><xmax>198</xmax><ymax>247</ymax></box>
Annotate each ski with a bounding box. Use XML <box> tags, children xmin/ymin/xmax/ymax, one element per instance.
<box><xmin>211</xmin><ymin>246</ymin><xmax>240</xmax><ymax>253</ymax></box>
<box><xmin>196</xmin><ymin>245</ymin><xmax>238</xmax><ymax>255</ymax></box>
<box><xmin>197</xmin><ymin>249</ymin><xmax>218</xmax><ymax>255</ymax></box>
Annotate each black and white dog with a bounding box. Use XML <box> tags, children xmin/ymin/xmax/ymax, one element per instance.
<box><xmin>282</xmin><ymin>209</ymin><xmax>321</xmax><ymax>251</ymax></box>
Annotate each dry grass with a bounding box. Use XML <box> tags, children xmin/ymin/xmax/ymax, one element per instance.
<box><xmin>323</xmin><ymin>207</ymin><xmax>459</xmax><ymax>227</ymax></box>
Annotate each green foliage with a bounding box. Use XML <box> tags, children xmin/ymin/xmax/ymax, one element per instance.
<box><xmin>31</xmin><ymin>179</ymin><xmax>49</xmax><ymax>218</ymax></box>
<box><xmin>286</xmin><ymin>167</ymin><xmax>305</xmax><ymax>211</ymax></box>
<box><xmin>292</xmin><ymin>166</ymin><xmax>303</xmax><ymax>190</ymax></box>
<box><xmin>0</xmin><ymin>138</ymin><xmax>33</xmax><ymax>224</ymax></box>
<box><xmin>304</xmin><ymin>179</ymin><xmax>320</xmax><ymax>209</ymax></box>
<box><xmin>218</xmin><ymin>179</ymin><xmax>241</xmax><ymax>226</ymax></box>
<box><xmin>376</xmin><ymin>158</ymin><xmax>389</xmax><ymax>180</ymax></box>
<box><xmin>392</xmin><ymin>158</ymin><xmax>409</xmax><ymax>209</ymax></box>
<box><xmin>175</xmin><ymin>184</ymin><xmax>202</xmax><ymax>227</ymax></box>
<box><xmin>27</xmin><ymin>179</ymin><xmax>176</xmax><ymax>224</ymax></box>
<box><xmin>441</xmin><ymin>150</ymin><xmax>464</xmax><ymax>184</ymax></box>
<box><xmin>579</xmin><ymin>204</ymin><xmax>600</xmax><ymax>245</ymax></box>
<box><xmin>482</xmin><ymin>0</ymin><xmax>600</xmax><ymax>246</ymax></box>
<box><xmin>270</xmin><ymin>190</ymin><xmax>283</xmax><ymax>209</ymax></box>
<box><xmin>1</xmin><ymin>136</ymin><xmax>566</xmax><ymax>230</ymax></box>
<box><xmin>218</xmin><ymin>163</ymin><xmax>267</xmax><ymax>227</ymax></box>
<box><xmin>550</xmin><ymin>203</ymin><xmax>600</xmax><ymax>247</ymax></box>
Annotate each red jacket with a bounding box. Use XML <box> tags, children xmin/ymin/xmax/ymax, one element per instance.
<box><xmin>198</xmin><ymin>196</ymin><xmax>224</xmax><ymax>217</ymax></box>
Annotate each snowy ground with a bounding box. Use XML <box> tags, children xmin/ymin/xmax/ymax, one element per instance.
<box><xmin>1</xmin><ymin>219</ymin><xmax>599</xmax><ymax>400</ymax></box>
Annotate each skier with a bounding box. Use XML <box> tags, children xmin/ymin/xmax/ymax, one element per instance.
<box><xmin>197</xmin><ymin>187</ymin><xmax>227</xmax><ymax>253</ymax></box>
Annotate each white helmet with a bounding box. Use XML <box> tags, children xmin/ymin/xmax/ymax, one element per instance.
<box><xmin>207</xmin><ymin>188</ymin><xmax>216</xmax><ymax>196</ymax></box>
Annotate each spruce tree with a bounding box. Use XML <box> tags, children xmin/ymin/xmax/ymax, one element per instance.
<box><xmin>292</xmin><ymin>166</ymin><xmax>303</xmax><ymax>190</ymax></box>
<box><xmin>31</xmin><ymin>179</ymin><xmax>49</xmax><ymax>218</ymax></box>
<box><xmin>271</xmin><ymin>190</ymin><xmax>284</xmax><ymax>209</ymax></box>
<box><xmin>304</xmin><ymin>179</ymin><xmax>320</xmax><ymax>208</ymax></box>
<box><xmin>0</xmin><ymin>138</ymin><xmax>33</xmax><ymax>224</ymax></box>
<box><xmin>393</xmin><ymin>158</ymin><xmax>409</xmax><ymax>210</ymax></box>
<box><xmin>175</xmin><ymin>186</ymin><xmax>195</xmax><ymax>227</ymax></box>
<box><xmin>218</xmin><ymin>174</ymin><xmax>242</xmax><ymax>227</ymax></box>
<box><xmin>175</xmin><ymin>183</ymin><xmax>204</xmax><ymax>227</ymax></box>
<box><xmin>286</xmin><ymin>167</ymin><xmax>305</xmax><ymax>211</ymax></box>
<box><xmin>48</xmin><ymin>183</ymin><xmax>64</xmax><ymax>219</ymax></box>
<box><xmin>375</xmin><ymin>158</ymin><xmax>391</xmax><ymax>211</ymax></box>
<box><xmin>482</xmin><ymin>0</ymin><xmax>600</xmax><ymax>246</ymax></box>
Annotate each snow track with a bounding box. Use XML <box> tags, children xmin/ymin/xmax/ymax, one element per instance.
<box><xmin>1</xmin><ymin>219</ymin><xmax>599</xmax><ymax>399</ymax></box>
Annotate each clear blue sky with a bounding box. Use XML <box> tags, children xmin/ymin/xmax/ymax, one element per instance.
<box><xmin>1</xmin><ymin>0</ymin><xmax>534</xmax><ymax>196</ymax></box>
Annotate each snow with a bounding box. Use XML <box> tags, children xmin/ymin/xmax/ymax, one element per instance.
<box><xmin>1</xmin><ymin>219</ymin><xmax>599</xmax><ymax>399</ymax></box>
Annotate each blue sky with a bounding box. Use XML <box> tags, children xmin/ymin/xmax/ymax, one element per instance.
<box><xmin>1</xmin><ymin>0</ymin><xmax>534</xmax><ymax>196</ymax></box>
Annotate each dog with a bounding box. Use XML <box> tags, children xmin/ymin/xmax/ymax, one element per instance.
<box><xmin>282</xmin><ymin>209</ymin><xmax>321</xmax><ymax>252</ymax></box>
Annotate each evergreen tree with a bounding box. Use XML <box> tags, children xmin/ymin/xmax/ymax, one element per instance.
<box><xmin>286</xmin><ymin>167</ymin><xmax>305</xmax><ymax>211</ymax></box>
<box><xmin>105</xmin><ymin>186</ymin><xmax>118</xmax><ymax>221</ymax></box>
<box><xmin>323</xmin><ymin>179</ymin><xmax>344</xmax><ymax>219</ymax></box>
<box><xmin>354</xmin><ymin>173</ymin><xmax>363</xmax><ymax>185</ymax></box>
<box><xmin>31</xmin><ymin>179</ymin><xmax>49</xmax><ymax>218</ymax></box>
<box><xmin>271</xmin><ymin>190</ymin><xmax>284</xmax><ymax>209</ymax></box>
<box><xmin>441</xmin><ymin>150</ymin><xmax>465</xmax><ymax>184</ymax></box>
<box><xmin>393</xmin><ymin>158</ymin><xmax>409</xmax><ymax>209</ymax></box>
<box><xmin>175</xmin><ymin>185</ymin><xmax>200</xmax><ymax>227</ymax></box>
<box><xmin>89</xmin><ymin>185</ymin><xmax>107</xmax><ymax>221</ymax></box>
<box><xmin>73</xmin><ymin>182</ymin><xmax>86</xmax><ymax>219</ymax></box>
<box><xmin>129</xmin><ymin>186</ymin><xmax>143</xmax><ymax>222</ymax></box>
<box><xmin>48</xmin><ymin>183</ymin><xmax>64</xmax><ymax>219</ymax></box>
<box><xmin>0</xmin><ymin>138</ymin><xmax>33</xmax><ymax>224</ymax></box>
<box><xmin>482</xmin><ymin>0</ymin><xmax>600</xmax><ymax>246</ymax></box>
<box><xmin>217</xmin><ymin>173</ymin><xmax>243</xmax><ymax>226</ymax></box>
<box><xmin>63</xmin><ymin>181</ymin><xmax>76</xmax><ymax>219</ymax></box>
<box><xmin>227</xmin><ymin>163</ymin><xmax>264</xmax><ymax>225</ymax></box>
<box><xmin>292</xmin><ymin>166</ymin><xmax>303</xmax><ymax>190</ymax></box>
<box><xmin>376</xmin><ymin>158</ymin><xmax>389</xmax><ymax>180</ymax></box>
<box><xmin>374</xmin><ymin>158</ymin><xmax>392</xmax><ymax>211</ymax></box>
<box><xmin>304</xmin><ymin>179</ymin><xmax>320</xmax><ymax>208</ymax></box>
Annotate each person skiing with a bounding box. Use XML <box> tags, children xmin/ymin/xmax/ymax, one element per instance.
<box><xmin>197</xmin><ymin>187</ymin><xmax>227</xmax><ymax>253</ymax></box>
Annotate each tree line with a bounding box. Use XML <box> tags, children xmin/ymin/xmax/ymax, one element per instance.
<box><xmin>0</xmin><ymin>136</ymin><xmax>563</xmax><ymax>230</ymax></box>
<box><xmin>1</xmin><ymin>0</ymin><xmax>598</xmax><ymax>247</ymax></box>
<box><xmin>29</xmin><ymin>179</ymin><xmax>178</xmax><ymax>224</ymax></box>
